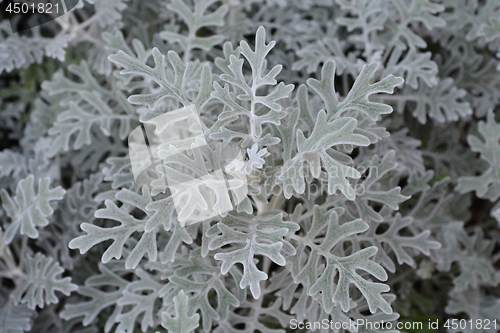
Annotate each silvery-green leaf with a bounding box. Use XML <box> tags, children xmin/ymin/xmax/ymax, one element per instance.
<box><xmin>383</xmin><ymin>77</ymin><xmax>472</xmax><ymax>124</ymax></box>
<box><xmin>43</xmin><ymin>34</ymin><xmax>71</xmax><ymax>62</ymax></box>
<box><xmin>446</xmin><ymin>288</ymin><xmax>500</xmax><ymax>331</ymax></box>
<box><xmin>307</xmin><ymin>60</ymin><xmax>404</xmax><ymax>120</ymax></box>
<box><xmin>244</xmin><ymin>144</ymin><xmax>268</xmax><ymax>174</ymax></box>
<box><xmin>12</xmin><ymin>253</ymin><xmax>77</xmax><ymax>309</ymax></box>
<box><xmin>0</xmin><ymin>301</ymin><xmax>33</xmax><ymax>333</ymax></box>
<box><xmin>211</xmin><ymin>27</ymin><xmax>294</xmax><ymax>146</ymax></box>
<box><xmin>60</xmin><ymin>263</ymin><xmax>128</xmax><ymax>331</ymax></box>
<box><xmin>357</xmin><ymin>213</ymin><xmax>441</xmax><ymax>273</ymax></box>
<box><xmin>41</xmin><ymin>61</ymin><xmax>109</xmax><ymax>106</ymax></box>
<box><xmin>207</xmin><ymin>212</ymin><xmax>299</xmax><ymax>298</ymax></box>
<box><xmin>109</xmin><ymin>47</ymin><xmax>212</xmax><ymax>110</ymax></box>
<box><xmin>437</xmin><ymin>42</ymin><xmax>500</xmax><ymax>117</ymax></box>
<box><xmin>437</xmin><ymin>222</ymin><xmax>497</xmax><ymax>292</ymax></box>
<box><xmin>292</xmin><ymin>37</ymin><xmax>359</xmax><ymax>75</ymax></box>
<box><xmin>109</xmin><ymin>47</ymin><xmax>187</xmax><ymax>107</ymax></box>
<box><xmin>385</xmin><ymin>0</ymin><xmax>445</xmax><ymax>49</ymax></box>
<box><xmin>213</xmin><ymin>298</ymin><xmax>293</xmax><ymax>333</ymax></box>
<box><xmin>159</xmin><ymin>249</ymin><xmax>240</xmax><ymax>332</ymax></box>
<box><xmin>439</xmin><ymin>0</ymin><xmax>500</xmax><ymax>43</ymax></box>
<box><xmin>291</xmin><ymin>207</ymin><xmax>392</xmax><ymax>314</ymax></box>
<box><xmin>154</xmin><ymin>141</ymin><xmax>246</xmax><ymax>226</ymax></box>
<box><xmin>279</xmin><ymin>110</ymin><xmax>370</xmax><ymax>200</ymax></box>
<box><xmin>0</xmin><ymin>175</ymin><xmax>65</xmax><ymax>244</ymax></box>
<box><xmin>335</xmin><ymin>0</ymin><xmax>388</xmax><ymax>56</ymax></box>
<box><xmin>102</xmin><ymin>155</ymin><xmax>137</xmax><ymax>190</ymax></box>
<box><xmin>39</xmin><ymin>173</ymin><xmax>103</xmax><ymax>270</ymax></box>
<box><xmin>69</xmin><ymin>186</ymin><xmax>191</xmax><ymax>269</ymax></box>
<box><xmin>383</xmin><ymin>48</ymin><xmax>438</xmax><ymax>89</ymax></box>
<box><xmin>115</xmin><ymin>269</ymin><xmax>163</xmax><ymax>332</ymax></box>
<box><xmin>0</xmin><ymin>150</ymin><xmax>26</xmax><ymax>179</ymax></box>
<box><xmin>0</xmin><ymin>36</ymin><xmax>45</xmax><ymax>74</ymax></box>
<box><xmin>456</xmin><ymin>112</ymin><xmax>500</xmax><ymax>203</ymax></box>
<box><xmin>352</xmin><ymin>151</ymin><xmax>410</xmax><ymax>222</ymax></box>
<box><xmin>47</xmin><ymin>91</ymin><xmax>136</xmax><ymax>157</ymax></box>
<box><xmin>214</xmin><ymin>41</ymin><xmax>241</xmax><ymax>76</ymax></box>
<box><xmin>160</xmin><ymin>0</ymin><xmax>228</xmax><ymax>55</ymax></box>
<box><xmin>161</xmin><ymin>290</ymin><xmax>200</xmax><ymax>333</ymax></box>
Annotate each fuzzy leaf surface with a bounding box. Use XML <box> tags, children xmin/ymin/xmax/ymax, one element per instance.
<box><xmin>0</xmin><ymin>175</ymin><xmax>65</xmax><ymax>244</ymax></box>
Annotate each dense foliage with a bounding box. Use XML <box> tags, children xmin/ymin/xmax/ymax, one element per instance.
<box><xmin>1</xmin><ymin>0</ymin><xmax>500</xmax><ymax>332</ymax></box>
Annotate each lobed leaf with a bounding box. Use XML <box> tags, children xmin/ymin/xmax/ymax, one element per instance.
<box><xmin>12</xmin><ymin>253</ymin><xmax>77</xmax><ymax>309</ymax></box>
<box><xmin>0</xmin><ymin>175</ymin><xmax>65</xmax><ymax>244</ymax></box>
<box><xmin>161</xmin><ymin>290</ymin><xmax>200</xmax><ymax>333</ymax></box>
